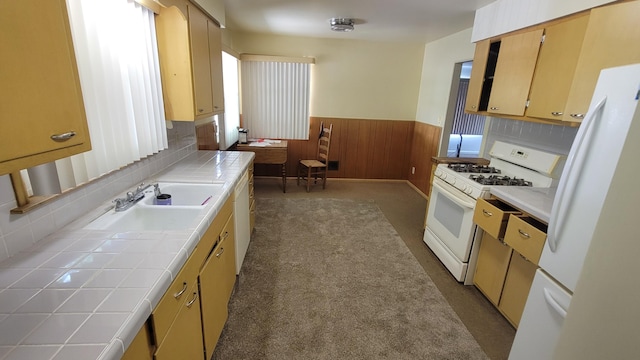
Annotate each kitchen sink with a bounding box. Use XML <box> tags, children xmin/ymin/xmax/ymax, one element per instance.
<box><xmin>84</xmin><ymin>206</ymin><xmax>203</xmax><ymax>232</ymax></box>
<box><xmin>138</xmin><ymin>182</ymin><xmax>226</xmax><ymax>207</ymax></box>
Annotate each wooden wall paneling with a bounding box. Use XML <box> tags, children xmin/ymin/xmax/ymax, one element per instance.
<box><xmin>368</xmin><ymin>121</ymin><xmax>390</xmax><ymax>179</ymax></box>
<box><xmin>385</xmin><ymin>122</ymin><xmax>412</xmax><ymax>179</ymax></box>
<box><xmin>407</xmin><ymin>122</ymin><xmax>442</xmax><ymax>195</ymax></box>
<box><xmin>356</xmin><ymin>120</ymin><xmax>373</xmax><ymax>178</ymax></box>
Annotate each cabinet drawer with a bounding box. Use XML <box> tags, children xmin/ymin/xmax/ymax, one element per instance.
<box><xmin>504</xmin><ymin>215</ymin><xmax>547</xmax><ymax>265</ymax></box>
<box><xmin>473</xmin><ymin>232</ymin><xmax>512</xmax><ymax>305</ymax></box>
<box><xmin>474</xmin><ymin>198</ymin><xmax>520</xmax><ymax>239</ymax></box>
<box><xmin>151</xmin><ymin>254</ymin><xmax>199</xmax><ymax>345</ymax></box>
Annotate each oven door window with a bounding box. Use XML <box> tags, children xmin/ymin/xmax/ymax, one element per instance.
<box><xmin>426</xmin><ymin>178</ymin><xmax>477</xmax><ymax>262</ymax></box>
<box><xmin>434</xmin><ymin>193</ymin><xmax>464</xmax><ymax>237</ymax></box>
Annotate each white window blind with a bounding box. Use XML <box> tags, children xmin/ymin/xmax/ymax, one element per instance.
<box><xmin>240</xmin><ymin>55</ymin><xmax>313</xmax><ymax>140</ymax></box>
<box><xmin>53</xmin><ymin>0</ymin><xmax>168</xmax><ymax>190</ymax></box>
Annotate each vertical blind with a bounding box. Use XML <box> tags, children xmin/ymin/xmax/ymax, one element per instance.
<box><xmin>240</xmin><ymin>56</ymin><xmax>313</xmax><ymax>140</ymax></box>
<box><xmin>451</xmin><ymin>79</ymin><xmax>486</xmax><ymax>135</ymax></box>
<box><xmin>51</xmin><ymin>0</ymin><xmax>168</xmax><ymax>191</ymax></box>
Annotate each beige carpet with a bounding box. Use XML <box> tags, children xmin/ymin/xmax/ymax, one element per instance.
<box><xmin>212</xmin><ymin>197</ymin><xmax>488</xmax><ymax>359</ymax></box>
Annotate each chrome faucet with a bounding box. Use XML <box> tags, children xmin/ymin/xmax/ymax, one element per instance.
<box><xmin>113</xmin><ymin>182</ymin><xmax>152</xmax><ymax>212</ymax></box>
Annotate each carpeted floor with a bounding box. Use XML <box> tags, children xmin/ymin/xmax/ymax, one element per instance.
<box><xmin>212</xmin><ymin>197</ymin><xmax>488</xmax><ymax>359</ymax></box>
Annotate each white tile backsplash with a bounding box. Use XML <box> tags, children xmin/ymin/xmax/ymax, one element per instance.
<box><xmin>483</xmin><ymin>117</ymin><xmax>579</xmax><ymax>158</ymax></box>
<box><xmin>0</xmin><ymin>122</ymin><xmax>197</xmax><ymax>261</ymax></box>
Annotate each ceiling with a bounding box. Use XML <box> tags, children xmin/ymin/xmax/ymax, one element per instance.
<box><xmin>222</xmin><ymin>0</ymin><xmax>497</xmax><ymax>43</ymax></box>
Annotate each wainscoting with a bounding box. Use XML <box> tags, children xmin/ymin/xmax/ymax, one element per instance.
<box><xmin>246</xmin><ymin>117</ymin><xmax>441</xmax><ymax>197</ymax></box>
<box><xmin>408</xmin><ymin>121</ymin><xmax>442</xmax><ymax>196</ymax></box>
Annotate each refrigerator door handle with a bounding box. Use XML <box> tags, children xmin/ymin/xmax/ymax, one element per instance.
<box><xmin>547</xmin><ymin>97</ymin><xmax>607</xmax><ymax>252</ymax></box>
<box><xmin>543</xmin><ymin>287</ymin><xmax>568</xmax><ymax>319</ymax></box>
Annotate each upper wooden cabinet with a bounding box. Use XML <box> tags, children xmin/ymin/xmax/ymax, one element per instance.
<box><xmin>155</xmin><ymin>0</ymin><xmax>224</xmax><ymax>121</ymax></box>
<box><xmin>563</xmin><ymin>0</ymin><xmax>640</xmax><ymax>122</ymax></box>
<box><xmin>466</xmin><ymin>0</ymin><xmax>640</xmax><ymax>124</ymax></box>
<box><xmin>525</xmin><ymin>14</ymin><xmax>589</xmax><ymax>121</ymax></box>
<box><xmin>466</xmin><ymin>30</ymin><xmax>543</xmax><ymax>117</ymax></box>
<box><xmin>465</xmin><ymin>40</ymin><xmax>491</xmax><ymax>113</ymax></box>
<box><xmin>487</xmin><ymin>29</ymin><xmax>543</xmax><ymax>116</ymax></box>
<box><xmin>0</xmin><ymin>0</ymin><xmax>91</xmax><ymax>175</ymax></box>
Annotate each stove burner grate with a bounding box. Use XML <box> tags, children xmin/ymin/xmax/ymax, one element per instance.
<box><xmin>469</xmin><ymin>174</ymin><xmax>533</xmax><ymax>186</ymax></box>
<box><xmin>447</xmin><ymin>163</ymin><xmax>501</xmax><ymax>174</ymax></box>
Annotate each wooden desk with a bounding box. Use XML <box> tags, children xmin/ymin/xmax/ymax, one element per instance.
<box><xmin>236</xmin><ymin>141</ymin><xmax>288</xmax><ymax>192</ymax></box>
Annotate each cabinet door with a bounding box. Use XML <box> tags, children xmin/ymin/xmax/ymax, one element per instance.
<box><xmin>208</xmin><ymin>21</ymin><xmax>225</xmax><ymax>114</ymax></box>
<box><xmin>564</xmin><ymin>1</ymin><xmax>640</xmax><ymax>122</ymax></box>
<box><xmin>526</xmin><ymin>14</ymin><xmax>589</xmax><ymax>121</ymax></box>
<box><xmin>199</xmin><ymin>215</ymin><xmax>235</xmax><ymax>360</ymax></box>
<box><xmin>465</xmin><ymin>40</ymin><xmax>490</xmax><ymax>113</ymax></box>
<box><xmin>499</xmin><ymin>252</ymin><xmax>537</xmax><ymax>328</ymax></box>
<box><xmin>473</xmin><ymin>232</ymin><xmax>512</xmax><ymax>305</ymax></box>
<box><xmin>188</xmin><ymin>5</ymin><xmax>214</xmax><ymax>117</ymax></box>
<box><xmin>155</xmin><ymin>5</ymin><xmax>195</xmax><ymax>121</ymax></box>
<box><xmin>0</xmin><ymin>0</ymin><xmax>91</xmax><ymax>174</ymax></box>
<box><xmin>487</xmin><ymin>29</ymin><xmax>544</xmax><ymax>116</ymax></box>
<box><xmin>122</xmin><ymin>323</ymin><xmax>153</xmax><ymax>360</ymax></box>
<box><xmin>154</xmin><ymin>282</ymin><xmax>204</xmax><ymax>360</ymax></box>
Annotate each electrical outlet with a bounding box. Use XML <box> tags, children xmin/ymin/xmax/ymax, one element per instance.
<box><xmin>411</xmin><ymin>166</ymin><xmax>415</xmax><ymax>174</ymax></box>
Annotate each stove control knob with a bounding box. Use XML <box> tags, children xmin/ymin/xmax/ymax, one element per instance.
<box><xmin>449</xmin><ymin>178</ymin><xmax>455</xmax><ymax>185</ymax></box>
<box><xmin>465</xmin><ymin>187</ymin><xmax>473</xmax><ymax>194</ymax></box>
<box><xmin>434</xmin><ymin>169</ymin><xmax>443</xmax><ymax>177</ymax></box>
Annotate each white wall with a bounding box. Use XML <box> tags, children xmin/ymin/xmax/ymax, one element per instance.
<box><xmin>472</xmin><ymin>0</ymin><xmax>615</xmax><ymax>41</ymax></box>
<box><xmin>415</xmin><ymin>28</ymin><xmax>476</xmax><ymax>127</ymax></box>
<box><xmin>227</xmin><ymin>32</ymin><xmax>425</xmax><ymax>121</ymax></box>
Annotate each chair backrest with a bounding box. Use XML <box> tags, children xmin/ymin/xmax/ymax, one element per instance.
<box><xmin>317</xmin><ymin>123</ymin><xmax>333</xmax><ymax>164</ymax></box>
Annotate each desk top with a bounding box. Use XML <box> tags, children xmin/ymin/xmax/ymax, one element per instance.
<box><xmin>236</xmin><ymin>141</ymin><xmax>288</xmax><ymax>164</ymax></box>
<box><xmin>237</xmin><ymin>140</ymin><xmax>288</xmax><ymax>149</ymax></box>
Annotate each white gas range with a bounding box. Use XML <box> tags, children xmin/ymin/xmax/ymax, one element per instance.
<box><xmin>424</xmin><ymin>141</ymin><xmax>564</xmax><ymax>284</ymax></box>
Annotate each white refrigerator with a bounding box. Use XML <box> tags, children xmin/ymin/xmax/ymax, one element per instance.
<box><xmin>509</xmin><ymin>63</ymin><xmax>640</xmax><ymax>359</ymax></box>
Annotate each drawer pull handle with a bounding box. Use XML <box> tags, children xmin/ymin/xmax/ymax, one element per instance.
<box><xmin>569</xmin><ymin>113</ymin><xmax>585</xmax><ymax>119</ymax></box>
<box><xmin>174</xmin><ymin>281</ymin><xmax>187</xmax><ymax>299</ymax></box>
<box><xmin>482</xmin><ymin>209</ymin><xmax>493</xmax><ymax>217</ymax></box>
<box><xmin>216</xmin><ymin>247</ymin><xmax>225</xmax><ymax>258</ymax></box>
<box><xmin>50</xmin><ymin>131</ymin><xmax>76</xmax><ymax>142</ymax></box>
<box><xmin>551</xmin><ymin>112</ymin><xmax>563</xmax><ymax>116</ymax></box>
<box><xmin>490</xmin><ymin>107</ymin><xmax>499</xmax><ymax>110</ymax></box>
<box><xmin>518</xmin><ymin>229</ymin><xmax>531</xmax><ymax>238</ymax></box>
<box><xmin>220</xmin><ymin>231</ymin><xmax>229</xmax><ymax>241</ymax></box>
<box><xmin>186</xmin><ymin>292</ymin><xmax>198</xmax><ymax>308</ymax></box>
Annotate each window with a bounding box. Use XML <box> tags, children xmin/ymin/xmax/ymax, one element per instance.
<box><xmin>23</xmin><ymin>0</ymin><xmax>167</xmax><ymax>195</ymax></box>
<box><xmin>240</xmin><ymin>55</ymin><xmax>314</xmax><ymax>140</ymax></box>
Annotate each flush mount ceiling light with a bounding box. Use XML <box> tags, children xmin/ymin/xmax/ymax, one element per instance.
<box><xmin>330</xmin><ymin>18</ymin><xmax>355</xmax><ymax>32</ymax></box>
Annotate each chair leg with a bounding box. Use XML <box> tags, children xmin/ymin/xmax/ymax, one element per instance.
<box><xmin>306</xmin><ymin>167</ymin><xmax>311</xmax><ymax>192</ymax></box>
<box><xmin>322</xmin><ymin>168</ymin><xmax>327</xmax><ymax>189</ymax></box>
<box><xmin>297</xmin><ymin>164</ymin><xmax>301</xmax><ymax>186</ymax></box>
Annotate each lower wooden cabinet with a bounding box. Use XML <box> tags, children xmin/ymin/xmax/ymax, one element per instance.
<box><xmin>498</xmin><ymin>251</ymin><xmax>538</xmax><ymax>327</ymax></box>
<box><xmin>121</xmin><ymin>322</ymin><xmax>153</xmax><ymax>360</ymax></box>
<box><xmin>473</xmin><ymin>232</ymin><xmax>512</xmax><ymax>305</ymax></box>
<box><xmin>130</xmin><ymin>196</ymin><xmax>237</xmax><ymax>359</ymax></box>
<box><xmin>200</xmin><ymin>213</ymin><xmax>236</xmax><ymax>359</ymax></box>
<box><xmin>154</xmin><ymin>282</ymin><xmax>204</xmax><ymax>360</ymax></box>
<box><xmin>473</xmin><ymin>197</ymin><xmax>546</xmax><ymax>328</ymax></box>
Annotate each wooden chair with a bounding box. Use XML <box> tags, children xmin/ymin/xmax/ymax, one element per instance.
<box><xmin>297</xmin><ymin>123</ymin><xmax>333</xmax><ymax>192</ymax></box>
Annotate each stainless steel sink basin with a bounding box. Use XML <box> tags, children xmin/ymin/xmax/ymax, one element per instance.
<box><xmin>84</xmin><ymin>206</ymin><xmax>203</xmax><ymax>232</ymax></box>
<box><xmin>139</xmin><ymin>182</ymin><xmax>226</xmax><ymax>207</ymax></box>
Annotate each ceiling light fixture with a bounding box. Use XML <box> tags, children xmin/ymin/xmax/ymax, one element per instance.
<box><xmin>330</xmin><ymin>18</ymin><xmax>354</xmax><ymax>32</ymax></box>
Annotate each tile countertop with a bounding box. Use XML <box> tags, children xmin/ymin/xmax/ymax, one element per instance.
<box><xmin>490</xmin><ymin>186</ymin><xmax>557</xmax><ymax>224</ymax></box>
<box><xmin>0</xmin><ymin>151</ymin><xmax>254</xmax><ymax>360</ymax></box>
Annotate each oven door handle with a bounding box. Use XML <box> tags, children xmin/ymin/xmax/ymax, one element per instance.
<box><xmin>432</xmin><ymin>178</ymin><xmax>475</xmax><ymax>209</ymax></box>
